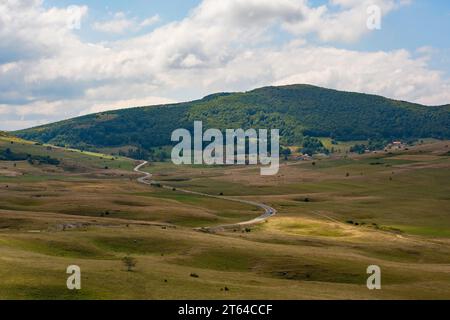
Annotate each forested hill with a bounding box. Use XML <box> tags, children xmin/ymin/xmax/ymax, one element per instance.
<box><xmin>14</xmin><ymin>84</ymin><xmax>450</xmax><ymax>151</ymax></box>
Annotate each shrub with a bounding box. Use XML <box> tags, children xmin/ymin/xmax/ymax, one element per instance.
<box><xmin>122</xmin><ymin>256</ymin><xmax>137</xmax><ymax>272</ymax></box>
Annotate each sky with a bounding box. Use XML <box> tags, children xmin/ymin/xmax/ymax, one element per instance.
<box><xmin>0</xmin><ymin>0</ymin><xmax>449</xmax><ymax>131</ymax></box>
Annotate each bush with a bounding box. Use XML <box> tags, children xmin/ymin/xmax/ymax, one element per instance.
<box><xmin>122</xmin><ymin>256</ymin><xmax>137</xmax><ymax>272</ymax></box>
<box><xmin>299</xmin><ymin>137</ymin><xmax>329</xmax><ymax>155</ymax></box>
<box><xmin>0</xmin><ymin>148</ymin><xmax>60</xmax><ymax>165</ymax></box>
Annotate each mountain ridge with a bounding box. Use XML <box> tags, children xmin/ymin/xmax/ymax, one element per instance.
<box><xmin>13</xmin><ymin>84</ymin><xmax>450</xmax><ymax>153</ymax></box>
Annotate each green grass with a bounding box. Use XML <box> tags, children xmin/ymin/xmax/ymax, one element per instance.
<box><xmin>1</xmin><ymin>235</ymin><xmax>112</xmax><ymax>259</ymax></box>
<box><xmin>172</xmin><ymin>248</ymin><xmax>253</xmax><ymax>272</ymax></box>
<box><xmin>1</xmin><ymin>139</ymin><xmax>450</xmax><ymax>299</ymax></box>
<box><xmin>318</xmin><ymin>138</ymin><xmax>367</xmax><ymax>153</ymax></box>
<box><xmin>0</xmin><ymin>137</ymin><xmax>134</xmax><ymax>171</ymax></box>
<box><xmin>392</xmin><ymin>225</ymin><xmax>450</xmax><ymax>238</ymax></box>
<box><xmin>92</xmin><ymin>235</ymin><xmax>188</xmax><ymax>255</ymax></box>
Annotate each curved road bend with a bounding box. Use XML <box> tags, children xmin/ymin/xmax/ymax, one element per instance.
<box><xmin>134</xmin><ymin>161</ymin><xmax>277</xmax><ymax>231</ymax></box>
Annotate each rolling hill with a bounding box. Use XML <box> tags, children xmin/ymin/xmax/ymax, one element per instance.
<box><xmin>14</xmin><ymin>84</ymin><xmax>450</xmax><ymax>154</ymax></box>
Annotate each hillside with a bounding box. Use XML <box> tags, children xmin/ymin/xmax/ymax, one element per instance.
<box><xmin>14</xmin><ymin>84</ymin><xmax>450</xmax><ymax>153</ymax></box>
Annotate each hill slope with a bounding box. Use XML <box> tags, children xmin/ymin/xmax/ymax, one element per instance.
<box><xmin>14</xmin><ymin>84</ymin><xmax>450</xmax><ymax>152</ymax></box>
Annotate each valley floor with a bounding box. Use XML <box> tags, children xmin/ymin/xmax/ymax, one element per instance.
<box><xmin>0</xmin><ymin>137</ymin><xmax>449</xmax><ymax>299</ymax></box>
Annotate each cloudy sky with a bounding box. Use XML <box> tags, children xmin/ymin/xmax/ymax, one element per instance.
<box><xmin>1</xmin><ymin>0</ymin><xmax>449</xmax><ymax>130</ymax></box>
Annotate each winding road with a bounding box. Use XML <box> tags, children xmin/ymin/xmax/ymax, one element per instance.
<box><xmin>134</xmin><ymin>161</ymin><xmax>277</xmax><ymax>231</ymax></box>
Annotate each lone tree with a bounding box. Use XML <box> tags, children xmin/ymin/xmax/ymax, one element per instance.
<box><xmin>122</xmin><ymin>256</ymin><xmax>137</xmax><ymax>272</ymax></box>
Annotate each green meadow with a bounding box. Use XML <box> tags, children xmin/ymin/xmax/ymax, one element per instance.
<box><xmin>1</xmin><ymin>137</ymin><xmax>450</xmax><ymax>299</ymax></box>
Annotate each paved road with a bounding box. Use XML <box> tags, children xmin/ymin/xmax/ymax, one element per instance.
<box><xmin>134</xmin><ymin>161</ymin><xmax>277</xmax><ymax>231</ymax></box>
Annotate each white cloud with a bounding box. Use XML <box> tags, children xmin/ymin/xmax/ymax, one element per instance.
<box><xmin>0</xmin><ymin>105</ymin><xmax>8</xmax><ymax>115</ymax></box>
<box><xmin>140</xmin><ymin>15</ymin><xmax>161</xmax><ymax>27</ymax></box>
<box><xmin>0</xmin><ymin>0</ymin><xmax>88</xmax><ymax>62</ymax></box>
<box><xmin>92</xmin><ymin>12</ymin><xmax>160</xmax><ymax>34</ymax></box>
<box><xmin>267</xmin><ymin>46</ymin><xmax>450</xmax><ymax>105</ymax></box>
<box><xmin>283</xmin><ymin>0</ymin><xmax>408</xmax><ymax>42</ymax></box>
<box><xmin>0</xmin><ymin>119</ymin><xmax>47</xmax><ymax>131</ymax></box>
<box><xmin>93</xmin><ymin>12</ymin><xmax>136</xmax><ymax>34</ymax></box>
<box><xmin>82</xmin><ymin>83</ymin><xmax>177</xmax><ymax>113</ymax></box>
<box><xmin>83</xmin><ymin>96</ymin><xmax>177</xmax><ymax>114</ymax></box>
<box><xmin>0</xmin><ymin>0</ymin><xmax>449</xmax><ymax>131</ymax></box>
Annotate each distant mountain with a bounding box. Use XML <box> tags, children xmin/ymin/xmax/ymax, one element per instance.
<box><xmin>14</xmin><ymin>84</ymin><xmax>450</xmax><ymax>153</ymax></box>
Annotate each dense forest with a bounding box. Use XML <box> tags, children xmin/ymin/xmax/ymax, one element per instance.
<box><xmin>0</xmin><ymin>147</ymin><xmax>60</xmax><ymax>165</ymax></box>
<box><xmin>14</xmin><ymin>84</ymin><xmax>450</xmax><ymax>157</ymax></box>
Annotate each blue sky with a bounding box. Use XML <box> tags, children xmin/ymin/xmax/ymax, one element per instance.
<box><xmin>44</xmin><ymin>0</ymin><xmax>202</xmax><ymax>41</ymax></box>
<box><xmin>42</xmin><ymin>0</ymin><xmax>450</xmax><ymax>51</ymax></box>
<box><xmin>353</xmin><ymin>0</ymin><xmax>450</xmax><ymax>74</ymax></box>
<box><xmin>44</xmin><ymin>0</ymin><xmax>201</xmax><ymax>20</ymax></box>
<box><xmin>0</xmin><ymin>0</ymin><xmax>449</xmax><ymax>130</ymax></box>
<box><xmin>307</xmin><ymin>0</ymin><xmax>450</xmax><ymax>75</ymax></box>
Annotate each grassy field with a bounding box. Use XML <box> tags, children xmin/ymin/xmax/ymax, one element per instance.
<box><xmin>1</xmin><ymin>136</ymin><xmax>450</xmax><ymax>299</ymax></box>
